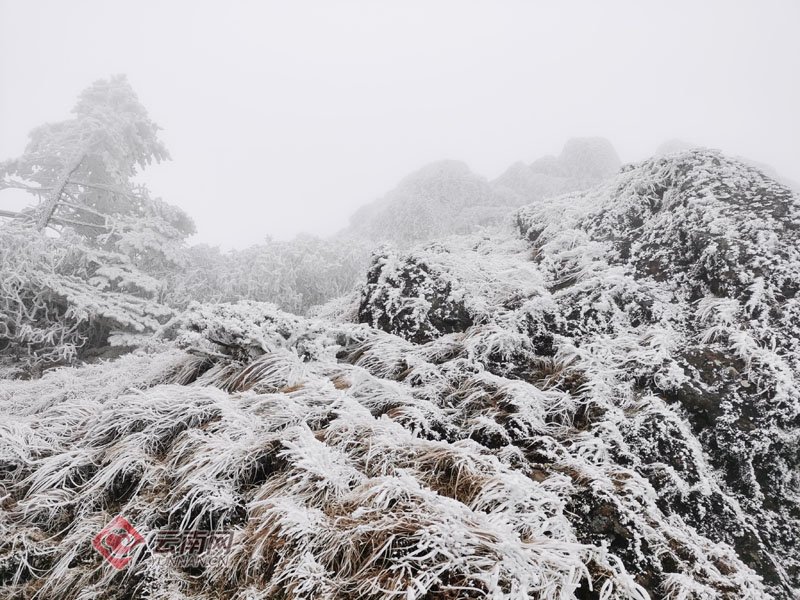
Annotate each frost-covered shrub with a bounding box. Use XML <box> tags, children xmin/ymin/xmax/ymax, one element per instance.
<box><xmin>0</xmin><ymin>222</ymin><xmax>172</xmax><ymax>376</ymax></box>
<box><xmin>358</xmin><ymin>251</ymin><xmax>473</xmax><ymax>343</ymax></box>
<box><xmin>358</xmin><ymin>233</ymin><xmax>547</xmax><ymax>345</ymax></box>
<box><xmin>164</xmin><ymin>234</ymin><xmax>372</xmax><ymax>315</ymax></box>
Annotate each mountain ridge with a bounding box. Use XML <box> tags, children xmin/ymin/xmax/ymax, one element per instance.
<box><xmin>342</xmin><ymin>137</ymin><xmax>622</xmax><ymax>245</ymax></box>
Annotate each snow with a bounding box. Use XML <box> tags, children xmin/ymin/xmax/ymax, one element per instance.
<box><xmin>1</xmin><ymin>149</ymin><xmax>799</xmax><ymax>599</ymax></box>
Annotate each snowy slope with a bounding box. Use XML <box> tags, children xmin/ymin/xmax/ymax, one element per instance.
<box><xmin>1</xmin><ymin>150</ymin><xmax>798</xmax><ymax>599</ymax></box>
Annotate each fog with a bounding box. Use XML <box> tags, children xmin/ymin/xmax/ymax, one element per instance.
<box><xmin>1</xmin><ymin>0</ymin><xmax>798</xmax><ymax>249</ymax></box>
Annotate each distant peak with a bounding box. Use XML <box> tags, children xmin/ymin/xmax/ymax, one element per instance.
<box><xmin>558</xmin><ymin>137</ymin><xmax>621</xmax><ymax>179</ymax></box>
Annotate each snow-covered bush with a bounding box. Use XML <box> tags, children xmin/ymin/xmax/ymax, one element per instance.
<box><xmin>0</xmin><ymin>222</ymin><xmax>172</xmax><ymax>376</ymax></box>
<box><xmin>164</xmin><ymin>234</ymin><xmax>372</xmax><ymax>315</ymax></box>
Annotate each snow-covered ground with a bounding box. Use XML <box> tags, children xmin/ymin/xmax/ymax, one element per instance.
<box><xmin>1</xmin><ymin>150</ymin><xmax>798</xmax><ymax>599</ymax></box>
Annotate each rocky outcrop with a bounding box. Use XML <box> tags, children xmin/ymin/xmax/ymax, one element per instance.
<box><xmin>517</xmin><ymin>150</ymin><xmax>800</xmax><ymax>598</ymax></box>
<box><xmin>358</xmin><ymin>149</ymin><xmax>800</xmax><ymax>598</ymax></box>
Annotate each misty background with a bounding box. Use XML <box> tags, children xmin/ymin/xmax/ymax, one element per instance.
<box><xmin>1</xmin><ymin>0</ymin><xmax>799</xmax><ymax>249</ymax></box>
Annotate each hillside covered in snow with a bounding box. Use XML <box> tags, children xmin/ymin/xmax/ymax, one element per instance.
<box><xmin>1</xmin><ymin>150</ymin><xmax>799</xmax><ymax>600</ymax></box>
<box><xmin>344</xmin><ymin>138</ymin><xmax>621</xmax><ymax>245</ymax></box>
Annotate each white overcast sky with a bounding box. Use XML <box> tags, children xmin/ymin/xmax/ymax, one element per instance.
<box><xmin>1</xmin><ymin>1</ymin><xmax>798</xmax><ymax>248</ymax></box>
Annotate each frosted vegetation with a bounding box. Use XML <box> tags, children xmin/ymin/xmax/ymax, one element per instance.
<box><xmin>1</xmin><ymin>79</ymin><xmax>798</xmax><ymax>599</ymax></box>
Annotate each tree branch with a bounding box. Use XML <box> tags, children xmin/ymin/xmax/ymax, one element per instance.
<box><xmin>0</xmin><ymin>180</ymin><xmax>52</xmax><ymax>193</ymax></box>
<box><xmin>56</xmin><ymin>200</ymin><xmax>111</xmax><ymax>222</ymax></box>
<box><xmin>50</xmin><ymin>216</ymin><xmax>110</xmax><ymax>230</ymax></box>
<box><xmin>0</xmin><ymin>208</ymin><xmax>108</xmax><ymax>230</ymax></box>
<box><xmin>66</xmin><ymin>179</ymin><xmax>140</xmax><ymax>199</ymax></box>
<box><xmin>36</xmin><ymin>153</ymin><xmax>86</xmax><ymax>232</ymax></box>
<box><xmin>0</xmin><ymin>209</ymin><xmax>32</xmax><ymax>220</ymax></box>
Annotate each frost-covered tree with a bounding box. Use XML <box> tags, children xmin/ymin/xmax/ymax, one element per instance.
<box><xmin>0</xmin><ymin>76</ymin><xmax>191</xmax><ymax>374</ymax></box>
<box><xmin>0</xmin><ymin>75</ymin><xmax>194</xmax><ymax>271</ymax></box>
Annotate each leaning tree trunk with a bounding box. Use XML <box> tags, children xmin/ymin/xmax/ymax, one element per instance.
<box><xmin>36</xmin><ymin>152</ymin><xmax>86</xmax><ymax>231</ymax></box>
